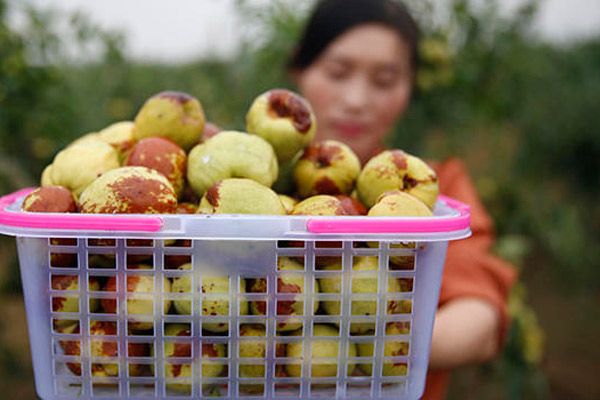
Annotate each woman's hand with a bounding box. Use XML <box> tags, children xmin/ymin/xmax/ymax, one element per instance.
<box><xmin>428</xmin><ymin>297</ymin><xmax>501</xmax><ymax>370</ymax></box>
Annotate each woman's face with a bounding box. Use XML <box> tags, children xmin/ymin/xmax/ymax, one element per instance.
<box><xmin>296</xmin><ymin>24</ymin><xmax>414</xmax><ymax>163</ymax></box>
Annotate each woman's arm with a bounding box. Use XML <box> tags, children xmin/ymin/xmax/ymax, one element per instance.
<box><xmin>426</xmin><ymin>158</ymin><xmax>517</xmax><ymax>370</ymax></box>
<box><xmin>428</xmin><ymin>297</ymin><xmax>501</xmax><ymax>370</ymax></box>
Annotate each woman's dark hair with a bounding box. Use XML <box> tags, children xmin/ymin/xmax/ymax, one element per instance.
<box><xmin>289</xmin><ymin>0</ymin><xmax>420</xmax><ymax>75</ymax></box>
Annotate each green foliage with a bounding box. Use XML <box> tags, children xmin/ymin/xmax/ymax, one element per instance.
<box><xmin>0</xmin><ymin>0</ymin><xmax>66</xmax><ymax>192</ymax></box>
<box><xmin>0</xmin><ymin>0</ymin><xmax>131</xmax><ymax>192</ymax></box>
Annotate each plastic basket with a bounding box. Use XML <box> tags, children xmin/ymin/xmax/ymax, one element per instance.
<box><xmin>0</xmin><ymin>188</ymin><xmax>470</xmax><ymax>400</ymax></box>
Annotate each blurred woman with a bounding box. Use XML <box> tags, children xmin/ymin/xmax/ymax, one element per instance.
<box><xmin>289</xmin><ymin>0</ymin><xmax>517</xmax><ymax>398</ymax></box>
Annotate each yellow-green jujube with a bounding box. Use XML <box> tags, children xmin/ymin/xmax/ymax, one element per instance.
<box><xmin>285</xmin><ymin>324</ymin><xmax>356</xmax><ymax>378</ymax></box>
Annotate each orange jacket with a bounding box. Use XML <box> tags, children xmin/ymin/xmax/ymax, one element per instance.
<box><xmin>422</xmin><ymin>158</ymin><xmax>518</xmax><ymax>400</ymax></box>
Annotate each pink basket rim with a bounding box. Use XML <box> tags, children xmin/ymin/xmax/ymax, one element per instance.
<box><xmin>306</xmin><ymin>195</ymin><xmax>470</xmax><ymax>234</ymax></box>
<box><xmin>0</xmin><ymin>188</ymin><xmax>470</xmax><ymax>234</ymax></box>
<box><xmin>0</xmin><ymin>188</ymin><xmax>163</xmax><ymax>232</ymax></box>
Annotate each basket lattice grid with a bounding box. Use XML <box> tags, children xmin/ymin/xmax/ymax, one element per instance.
<box><xmin>44</xmin><ymin>238</ymin><xmax>418</xmax><ymax>399</ymax></box>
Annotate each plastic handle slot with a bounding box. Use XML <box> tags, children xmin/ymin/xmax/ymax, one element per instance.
<box><xmin>0</xmin><ymin>188</ymin><xmax>163</xmax><ymax>232</ymax></box>
<box><xmin>306</xmin><ymin>195</ymin><xmax>471</xmax><ymax>234</ymax></box>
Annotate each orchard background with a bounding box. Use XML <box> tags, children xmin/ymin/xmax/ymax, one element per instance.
<box><xmin>0</xmin><ymin>0</ymin><xmax>599</xmax><ymax>398</ymax></box>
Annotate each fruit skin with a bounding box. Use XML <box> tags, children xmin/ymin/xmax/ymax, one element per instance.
<box><xmin>368</xmin><ymin>190</ymin><xmax>434</xmax><ymax>218</ymax></box>
<box><xmin>101</xmin><ymin>264</ymin><xmax>171</xmax><ymax>331</ymax></box>
<box><xmin>97</xmin><ymin>121</ymin><xmax>136</xmax><ymax>162</ymax></box>
<box><xmin>198</xmin><ymin>178</ymin><xmax>286</xmax><ymax>215</ymax></box>
<box><xmin>293</xmin><ymin>140</ymin><xmax>361</xmax><ymax>199</ymax></box>
<box><xmin>67</xmin><ymin>131</ymin><xmax>100</xmax><ymax>147</ymax></box>
<box><xmin>246</xmin><ymin>89</ymin><xmax>317</xmax><ymax>162</ymax></box>
<box><xmin>367</xmin><ymin>191</ymin><xmax>433</xmax><ymax>268</ymax></box>
<box><xmin>356</xmin><ymin>149</ymin><xmax>439</xmax><ymax>209</ymax></box>
<box><xmin>79</xmin><ymin>166</ymin><xmax>178</xmax><ymax>214</ymax></box>
<box><xmin>248</xmin><ymin>257</ymin><xmax>318</xmax><ymax>332</ymax></box>
<box><xmin>290</xmin><ymin>195</ymin><xmax>347</xmax><ymax>248</ymax></box>
<box><xmin>170</xmin><ymin>263</ymin><xmax>249</xmax><ymax>332</ymax></box>
<box><xmin>53</xmin><ymin>319</ymin><xmax>80</xmax><ymax>336</ymax></box>
<box><xmin>238</xmin><ymin>323</ymin><xmax>266</xmax><ymax>363</ymax></box>
<box><xmin>41</xmin><ymin>165</ymin><xmax>54</xmax><ymax>187</ymax></box>
<box><xmin>180</xmin><ymin>184</ymin><xmax>201</xmax><ymax>205</ymax></box>
<box><xmin>133</xmin><ymin>91</ymin><xmax>205</xmax><ymax>151</ymax></box>
<box><xmin>199</xmin><ymin>122</ymin><xmax>222</xmax><ymax>143</ymax></box>
<box><xmin>60</xmin><ymin>320</ymin><xmax>148</xmax><ymax>377</ymax></box>
<box><xmin>157</xmin><ymin>324</ymin><xmax>226</xmax><ymax>392</ymax></box>
<box><xmin>51</xmin><ymin>275</ymin><xmax>100</xmax><ymax>329</ymax></box>
<box><xmin>44</xmin><ymin>139</ymin><xmax>120</xmax><ymax>197</ymax></box>
<box><xmin>285</xmin><ymin>324</ymin><xmax>356</xmax><ymax>378</ymax></box>
<box><xmin>201</xmin><ymin>275</ymin><xmax>247</xmax><ymax>332</ymax></box>
<box><xmin>356</xmin><ymin>321</ymin><xmax>411</xmax><ymax>376</ymax></box>
<box><xmin>187</xmin><ymin>131</ymin><xmax>278</xmax><ymax>197</ymax></box>
<box><xmin>176</xmin><ymin>202</ymin><xmax>197</xmax><ymax>214</ymax></box>
<box><xmin>125</xmin><ymin>136</ymin><xmax>187</xmax><ymax>198</ymax></box>
<box><xmin>336</xmin><ymin>195</ymin><xmax>367</xmax><ymax>215</ymax></box>
<box><xmin>278</xmin><ymin>194</ymin><xmax>298</xmax><ymax>214</ymax></box>
<box><xmin>290</xmin><ymin>195</ymin><xmax>348</xmax><ymax>216</ymax></box>
<box><xmin>48</xmin><ymin>240</ymin><xmax>78</xmax><ymax>268</ymax></box>
<box><xmin>318</xmin><ymin>256</ymin><xmax>407</xmax><ymax>334</ymax></box>
<box><xmin>23</xmin><ymin>186</ymin><xmax>79</xmax><ymax>267</ymax></box>
<box><xmin>237</xmin><ymin>324</ymin><xmax>286</xmax><ymax>392</ymax></box>
<box><xmin>22</xmin><ymin>186</ymin><xmax>77</xmax><ymax>213</ymax></box>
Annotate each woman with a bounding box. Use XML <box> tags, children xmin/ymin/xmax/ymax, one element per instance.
<box><xmin>289</xmin><ymin>0</ymin><xmax>517</xmax><ymax>398</ymax></box>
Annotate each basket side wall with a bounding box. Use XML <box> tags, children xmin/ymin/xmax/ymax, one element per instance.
<box><xmin>17</xmin><ymin>237</ymin><xmax>55</xmax><ymax>399</ymax></box>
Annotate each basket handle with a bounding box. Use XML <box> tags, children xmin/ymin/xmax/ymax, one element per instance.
<box><xmin>0</xmin><ymin>188</ymin><xmax>163</xmax><ymax>232</ymax></box>
<box><xmin>306</xmin><ymin>195</ymin><xmax>471</xmax><ymax>234</ymax></box>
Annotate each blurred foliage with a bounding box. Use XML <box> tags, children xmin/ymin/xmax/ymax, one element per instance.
<box><xmin>0</xmin><ymin>0</ymin><xmax>64</xmax><ymax>192</ymax></box>
<box><xmin>395</xmin><ymin>0</ymin><xmax>600</xmax><ymax>297</ymax></box>
<box><xmin>1</xmin><ymin>0</ymin><xmax>600</xmax><ymax>398</ymax></box>
<box><xmin>0</xmin><ymin>0</ymin><xmax>128</xmax><ymax>193</ymax></box>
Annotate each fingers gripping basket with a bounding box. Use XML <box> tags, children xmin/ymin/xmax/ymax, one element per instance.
<box><xmin>0</xmin><ymin>188</ymin><xmax>470</xmax><ymax>400</ymax></box>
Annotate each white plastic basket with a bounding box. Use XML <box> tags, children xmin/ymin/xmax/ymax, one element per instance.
<box><xmin>0</xmin><ymin>188</ymin><xmax>470</xmax><ymax>400</ymax></box>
